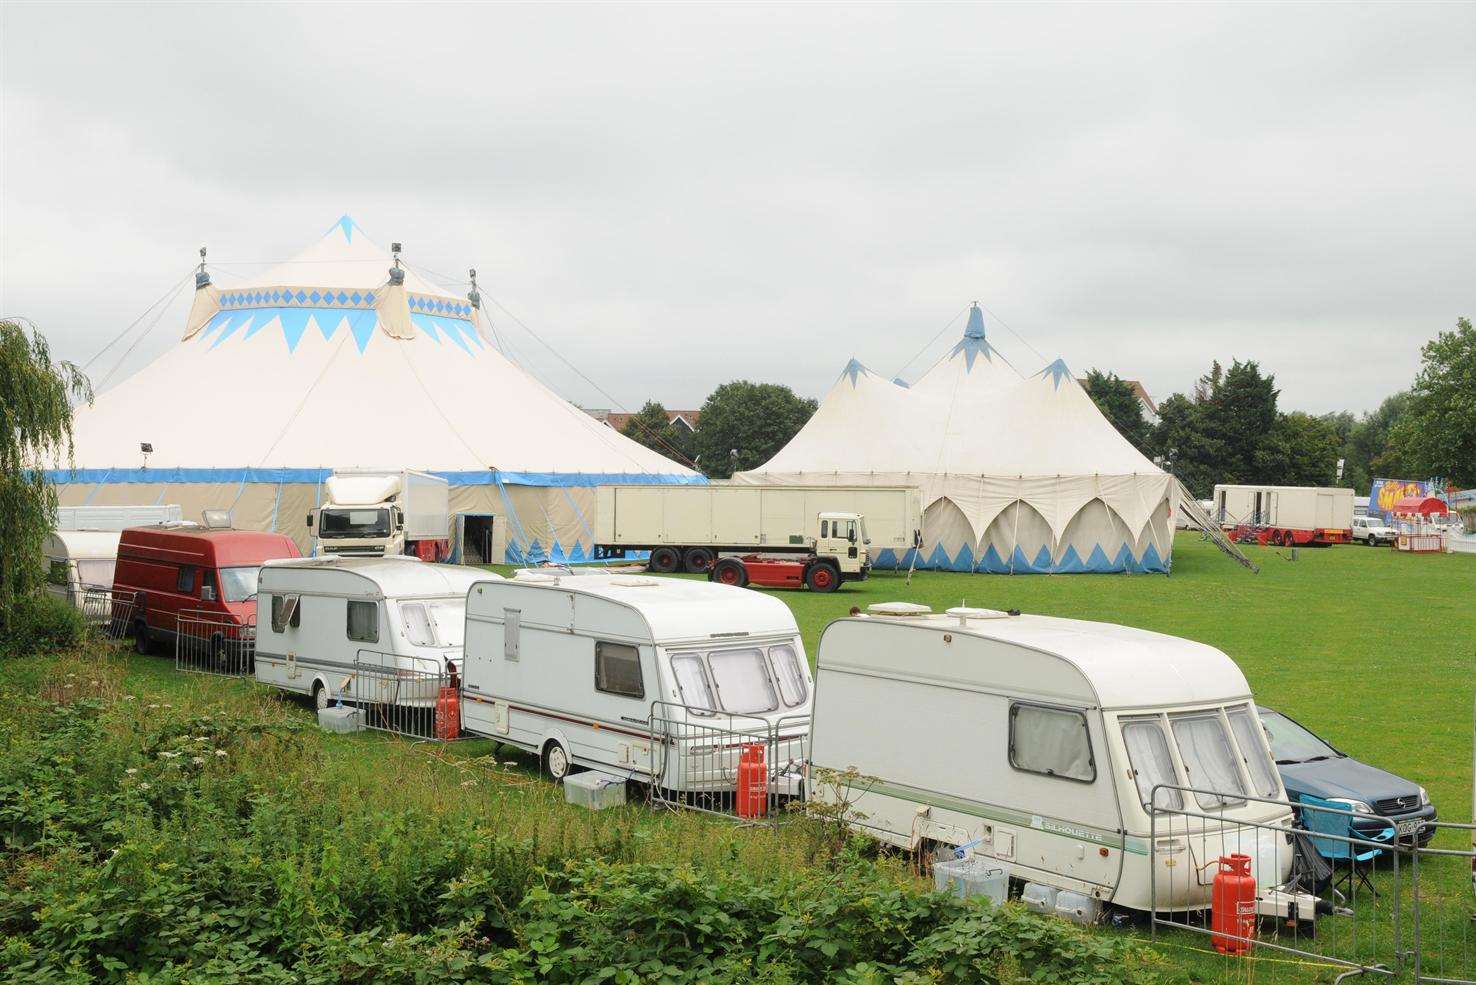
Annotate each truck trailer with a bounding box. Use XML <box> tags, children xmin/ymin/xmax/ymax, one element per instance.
<box><xmin>1213</xmin><ymin>484</ymin><xmax>1354</xmax><ymax>547</ymax></box>
<box><xmin>594</xmin><ymin>484</ymin><xmax>921</xmax><ymax>589</ymax></box>
<box><xmin>308</xmin><ymin>469</ymin><xmax>451</xmax><ymax>560</ymax></box>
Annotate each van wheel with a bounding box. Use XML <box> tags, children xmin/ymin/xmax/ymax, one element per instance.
<box><xmin>649</xmin><ymin>548</ymin><xmax>681</xmax><ymax>574</ymax></box>
<box><xmin>806</xmin><ymin>562</ymin><xmax>841</xmax><ymax>593</ymax></box>
<box><xmin>711</xmin><ymin>558</ymin><xmax>749</xmax><ymax>587</ymax></box>
<box><xmin>683</xmin><ymin>547</ymin><xmax>716</xmax><ymax>574</ymax></box>
<box><xmin>133</xmin><ymin>621</ymin><xmax>152</xmax><ymax>655</ymax></box>
<box><xmin>543</xmin><ymin>741</ymin><xmax>572</xmax><ymax>782</ymax></box>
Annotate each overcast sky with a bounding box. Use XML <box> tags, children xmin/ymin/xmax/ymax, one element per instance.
<box><xmin>3</xmin><ymin>3</ymin><xmax>1472</xmax><ymax>416</ymax></box>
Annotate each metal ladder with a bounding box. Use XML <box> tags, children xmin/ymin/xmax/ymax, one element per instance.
<box><xmin>1174</xmin><ymin>480</ymin><xmax>1260</xmax><ymax>573</ymax></box>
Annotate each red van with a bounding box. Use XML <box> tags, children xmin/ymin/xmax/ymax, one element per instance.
<box><xmin>113</xmin><ymin>526</ymin><xmax>300</xmax><ymax>657</ymax></box>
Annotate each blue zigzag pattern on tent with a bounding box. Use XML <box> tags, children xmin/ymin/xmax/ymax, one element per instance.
<box><xmin>199</xmin><ymin>307</ymin><xmax>470</xmax><ymax>355</ymax></box>
<box><xmin>869</xmin><ymin>539</ymin><xmax>1171</xmax><ymax>574</ymax></box>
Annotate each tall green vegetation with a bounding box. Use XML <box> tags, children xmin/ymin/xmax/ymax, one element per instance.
<box><xmin>0</xmin><ymin>321</ymin><xmax>91</xmax><ymax>636</ymax></box>
<box><xmin>1081</xmin><ymin>370</ymin><xmax>1151</xmax><ymax>454</ymax></box>
<box><xmin>1389</xmin><ymin>317</ymin><xmax>1476</xmax><ymax>486</ymax></box>
<box><xmin>619</xmin><ymin>400</ymin><xmax>693</xmax><ymax>464</ymax></box>
<box><xmin>689</xmin><ymin>381</ymin><xmax>817</xmax><ymax>479</ymax></box>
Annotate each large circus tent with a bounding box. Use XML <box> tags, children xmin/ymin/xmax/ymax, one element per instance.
<box><xmin>735</xmin><ymin>304</ymin><xmax>1176</xmax><ymax>573</ymax></box>
<box><xmin>49</xmin><ymin>217</ymin><xmax>701</xmax><ymax>562</ymax></box>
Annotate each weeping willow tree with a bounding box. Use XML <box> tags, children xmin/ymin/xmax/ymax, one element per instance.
<box><xmin>0</xmin><ymin>320</ymin><xmax>92</xmax><ymax>636</ymax></box>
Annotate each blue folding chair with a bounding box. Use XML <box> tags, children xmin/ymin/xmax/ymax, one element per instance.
<box><xmin>1299</xmin><ymin>794</ymin><xmax>1395</xmax><ymax>901</ymax></box>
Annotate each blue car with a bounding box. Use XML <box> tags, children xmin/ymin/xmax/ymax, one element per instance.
<box><xmin>1258</xmin><ymin>706</ymin><xmax>1435</xmax><ymax>848</ymax></box>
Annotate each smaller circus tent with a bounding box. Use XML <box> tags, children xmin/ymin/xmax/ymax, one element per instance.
<box><xmin>50</xmin><ymin>217</ymin><xmax>701</xmax><ymax>563</ymax></box>
<box><xmin>736</xmin><ymin>305</ymin><xmax>1175</xmax><ymax>573</ymax></box>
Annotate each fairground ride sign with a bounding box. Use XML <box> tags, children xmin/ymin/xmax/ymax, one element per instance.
<box><xmin>1368</xmin><ymin>477</ymin><xmax>1437</xmax><ymax>522</ymax></box>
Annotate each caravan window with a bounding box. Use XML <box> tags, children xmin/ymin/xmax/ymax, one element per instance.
<box><xmin>1009</xmin><ymin>703</ymin><xmax>1095</xmax><ymax>782</ymax></box>
<box><xmin>347</xmin><ymin>600</ymin><xmax>379</xmax><ymax>644</ymax></box>
<box><xmin>1170</xmin><ymin>712</ymin><xmax>1247</xmax><ymax>808</ymax></box>
<box><xmin>427</xmin><ymin>601</ymin><xmax>465</xmax><ymax>647</ymax></box>
<box><xmin>400</xmin><ymin>603</ymin><xmax>436</xmax><ymax>646</ymax></box>
<box><xmin>1227</xmin><ymin>705</ymin><xmax>1280</xmax><ymax>798</ymax></box>
<box><xmin>707</xmin><ymin>648</ymin><xmax>779</xmax><ymax>714</ymax></box>
<box><xmin>671</xmin><ymin>654</ymin><xmax>716</xmax><ymax>713</ymax></box>
<box><xmin>47</xmin><ymin>560</ymin><xmax>69</xmax><ymax>587</ymax></box>
<box><xmin>1121</xmin><ymin>718</ymin><xmax>1183</xmax><ymax>810</ymax></box>
<box><xmin>270</xmin><ymin>594</ymin><xmax>301</xmax><ymax>633</ymax></box>
<box><xmin>767</xmin><ymin>644</ymin><xmax>807</xmax><ymax>707</ymax></box>
<box><xmin>594</xmin><ymin>641</ymin><xmax>644</xmax><ymax>699</ymax></box>
<box><xmin>76</xmin><ymin>559</ymin><xmax>114</xmax><ymax>589</ymax></box>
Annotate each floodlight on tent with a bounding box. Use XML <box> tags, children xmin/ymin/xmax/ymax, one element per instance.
<box><xmin>201</xmin><ymin>509</ymin><xmax>232</xmax><ymax>529</ymax></box>
<box><xmin>139</xmin><ymin>442</ymin><xmax>152</xmax><ymax>469</ymax></box>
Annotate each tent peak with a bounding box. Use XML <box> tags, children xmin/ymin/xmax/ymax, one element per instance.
<box><xmin>964</xmin><ymin>303</ymin><xmax>986</xmax><ymax>340</ymax></box>
<box><xmin>326</xmin><ymin>215</ymin><xmax>365</xmax><ymax>243</ymax></box>
<box><xmin>1037</xmin><ymin>357</ymin><xmax>1073</xmax><ymax>389</ymax></box>
<box><xmin>841</xmin><ymin>357</ymin><xmax>872</xmax><ymax>386</ymax></box>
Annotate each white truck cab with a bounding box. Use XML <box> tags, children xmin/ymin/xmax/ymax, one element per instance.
<box><xmin>816</xmin><ymin>511</ymin><xmax>868</xmax><ymax>575</ymax></box>
<box><xmin>309</xmin><ymin>468</ymin><xmax>451</xmax><ymax>560</ymax></box>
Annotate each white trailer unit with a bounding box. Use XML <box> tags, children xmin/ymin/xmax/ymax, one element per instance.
<box><xmin>461</xmin><ymin>574</ymin><xmax>812</xmax><ymax>792</ymax></box>
<box><xmin>55</xmin><ymin>504</ymin><xmax>182</xmax><ymax>531</ymax></box>
<box><xmin>43</xmin><ymin>530</ymin><xmax>121</xmax><ymax>613</ymax></box>
<box><xmin>808</xmin><ymin>603</ymin><xmax>1299</xmax><ymax>914</ymax></box>
<box><xmin>310</xmin><ymin>469</ymin><xmax>451</xmax><ymax>560</ymax></box>
<box><xmin>255</xmin><ymin>557</ymin><xmax>495</xmax><ymax>710</ymax></box>
<box><xmin>594</xmin><ymin>483</ymin><xmax>921</xmax><ymax>575</ymax></box>
<box><xmin>1213</xmin><ymin>484</ymin><xmax>1354</xmax><ymax>546</ymax></box>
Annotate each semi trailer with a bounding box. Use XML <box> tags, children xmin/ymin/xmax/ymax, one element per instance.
<box><xmin>1213</xmin><ymin>484</ymin><xmax>1354</xmax><ymax>546</ymax></box>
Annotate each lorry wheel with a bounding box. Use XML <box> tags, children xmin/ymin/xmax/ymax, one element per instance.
<box><xmin>711</xmin><ymin>558</ymin><xmax>749</xmax><ymax>587</ymax></box>
<box><xmin>543</xmin><ymin>741</ymin><xmax>572</xmax><ymax>782</ymax></box>
<box><xmin>806</xmin><ymin>563</ymin><xmax>840</xmax><ymax>593</ymax></box>
<box><xmin>649</xmin><ymin>547</ymin><xmax>681</xmax><ymax>574</ymax></box>
<box><xmin>683</xmin><ymin>547</ymin><xmax>716</xmax><ymax>574</ymax></box>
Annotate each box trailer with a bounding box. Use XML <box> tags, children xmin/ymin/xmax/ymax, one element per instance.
<box><xmin>55</xmin><ymin>504</ymin><xmax>183</xmax><ymax>531</ymax></box>
<box><xmin>808</xmin><ymin>602</ymin><xmax>1306</xmax><ymax>916</ymax></box>
<box><xmin>1213</xmin><ymin>484</ymin><xmax>1354</xmax><ymax>546</ymax></box>
<box><xmin>309</xmin><ymin>469</ymin><xmax>451</xmax><ymax>560</ymax></box>
<box><xmin>594</xmin><ymin>484</ymin><xmax>921</xmax><ymax>585</ymax></box>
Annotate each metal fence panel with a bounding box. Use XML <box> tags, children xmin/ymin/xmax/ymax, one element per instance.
<box><xmin>347</xmin><ymin>650</ymin><xmax>460</xmax><ymax>741</ymax></box>
<box><xmin>72</xmin><ymin>588</ymin><xmax>139</xmax><ymax>643</ymax></box>
<box><xmin>646</xmin><ymin>700</ymin><xmax>809</xmax><ymax>826</ymax></box>
<box><xmin>175</xmin><ymin>610</ymin><xmax>256</xmax><ymax>676</ymax></box>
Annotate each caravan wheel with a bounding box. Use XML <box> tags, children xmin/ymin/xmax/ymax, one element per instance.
<box><xmin>313</xmin><ymin>682</ymin><xmax>330</xmax><ymax>711</ymax></box>
<box><xmin>543</xmin><ymin>741</ymin><xmax>571</xmax><ymax>782</ymax></box>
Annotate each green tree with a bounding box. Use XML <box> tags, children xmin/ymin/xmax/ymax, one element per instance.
<box><xmin>0</xmin><ymin>321</ymin><xmax>91</xmax><ymax>635</ymax></box>
<box><xmin>1149</xmin><ymin>392</ymin><xmax>1220</xmax><ymax>499</ymax></box>
<box><xmin>1257</xmin><ymin>411</ymin><xmax>1340</xmax><ymax>486</ymax></box>
<box><xmin>1336</xmin><ymin>392</ymin><xmax>1409</xmax><ymax>493</ymax></box>
<box><xmin>619</xmin><ymin>400</ymin><xmax>691</xmax><ymax>465</ymax></box>
<box><xmin>1388</xmin><ymin>317</ymin><xmax>1476</xmax><ymax>486</ymax></box>
<box><xmin>689</xmin><ymin>381</ymin><xmax>817</xmax><ymax>479</ymax></box>
<box><xmin>1203</xmin><ymin>360</ymin><xmax>1279</xmax><ymax>484</ymax></box>
<box><xmin>1082</xmin><ymin>369</ymin><xmax>1152</xmax><ymax>454</ymax></box>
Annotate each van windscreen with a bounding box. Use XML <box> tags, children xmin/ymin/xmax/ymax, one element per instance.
<box><xmin>320</xmin><ymin>508</ymin><xmax>391</xmax><ymax>539</ymax></box>
<box><xmin>219</xmin><ymin>567</ymin><xmax>259</xmax><ymax>603</ymax></box>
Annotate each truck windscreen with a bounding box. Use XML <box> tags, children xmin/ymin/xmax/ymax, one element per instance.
<box><xmin>319</xmin><ymin>509</ymin><xmax>391</xmax><ymax>539</ymax></box>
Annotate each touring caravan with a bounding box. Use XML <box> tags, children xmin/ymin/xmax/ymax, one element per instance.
<box><xmin>808</xmin><ymin>603</ymin><xmax>1299</xmax><ymax>914</ymax></box>
<box><xmin>43</xmin><ymin>530</ymin><xmax>121</xmax><ymax>615</ymax></box>
<box><xmin>461</xmin><ymin>574</ymin><xmax>812</xmax><ymax>792</ymax></box>
<box><xmin>255</xmin><ymin>557</ymin><xmax>495</xmax><ymax>710</ymax></box>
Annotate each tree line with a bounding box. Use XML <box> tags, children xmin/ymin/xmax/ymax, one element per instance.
<box><xmin>1084</xmin><ymin>317</ymin><xmax>1474</xmax><ymax>499</ymax></box>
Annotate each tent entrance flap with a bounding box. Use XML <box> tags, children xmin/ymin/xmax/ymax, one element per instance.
<box><xmin>457</xmin><ymin>513</ymin><xmax>499</xmax><ymax>565</ymax></box>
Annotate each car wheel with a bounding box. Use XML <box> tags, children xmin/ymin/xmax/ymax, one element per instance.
<box><xmin>649</xmin><ymin>547</ymin><xmax>681</xmax><ymax>574</ymax></box>
<box><xmin>806</xmin><ymin>562</ymin><xmax>841</xmax><ymax>593</ymax></box>
<box><xmin>543</xmin><ymin>741</ymin><xmax>572</xmax><ymax>782</ymax></box>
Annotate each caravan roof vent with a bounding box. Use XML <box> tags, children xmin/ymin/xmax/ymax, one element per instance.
<box><xmin>946</xmin><ymin>606</ymin><xmax>1010</xmax><ymax>625</ymax></box>
<box><xmin>867</xmin><ymin>601</ymin><xmax>932</xmax><ymax>617</ymax></box>
<box><xmin>611</xmin><ymin>577</ymin><xmax>660</xmax><ymax>587</ymax></box>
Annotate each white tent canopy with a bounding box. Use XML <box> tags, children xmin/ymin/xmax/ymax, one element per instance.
<box><xmin>53</xmin><ymin>217</ymin><xmax>700</xmax><ymax>563</ymax></box>
<box><xmin>736</xmin><ymin>304</ymin><xmax>1175</xmax><ymax>573</ymax></box>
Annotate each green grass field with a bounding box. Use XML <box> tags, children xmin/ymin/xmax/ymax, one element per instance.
<box><xmin>5</xmin><ymin>533</ymin><xmax>1472</xmax><ymax>982</ymax></box>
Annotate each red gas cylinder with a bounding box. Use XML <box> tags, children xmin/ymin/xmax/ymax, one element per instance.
<box><xmin>1211</xmin><ymin>853</ymin><xmax>1257</xmax><ymax>955</ymax></box>
<box><xmin>735</xmin><ymin>743</ymin><xmax>768</xmax><ymax>818</ymax></box>
<box><xmin>434</xmin><ymin>686</ymin><xmax>461</xmax><ymax>740</ymax></box>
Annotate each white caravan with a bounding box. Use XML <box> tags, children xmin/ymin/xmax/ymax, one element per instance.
<box><xmin>43</xmin><ymin>530</ymin><xmax>121</xmax><ymax>612</ymax></box>
<box><xmin>254</xmin><ymin>557</ymin><xmax>496</xmax><ymax>710</ymax></box>
<box><xmin>461</xmin><ymin>574</ymin><xmax>812</xmax><ymax>789</ymax></box>
<box><xmin>808</xmin><ymin>603</ymin><xmax>1298</xmax><ymax>914</ymax></box>
<box><xmin>55</xmin><ymin>504</ymin><xmax>183</xmax><ymax>531</ymax></box>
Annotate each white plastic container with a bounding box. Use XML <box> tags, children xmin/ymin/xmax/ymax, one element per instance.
<box><xmin>1054</xmin><ymin>890</ymin><xmax>1100</xmax><ymax>925</ymax></box>
<box><xmin>563</xmin><ymin>770</ymin><xmax>627</xmax><ymax>810</ymax></box>
<box><xmin>1020</xmin><ymin>883</ymin><xmax>1058</xmax><ymax>915</ymax></box>
<box><xmin>933</xmin><ymin>857</ymin><xmax>1008</xmax><ymax>905</ymax></box>
<box><xmin>318</xmin><ymin>705</ymin><xmax>363</xmax><ymax>733</ymax></box>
